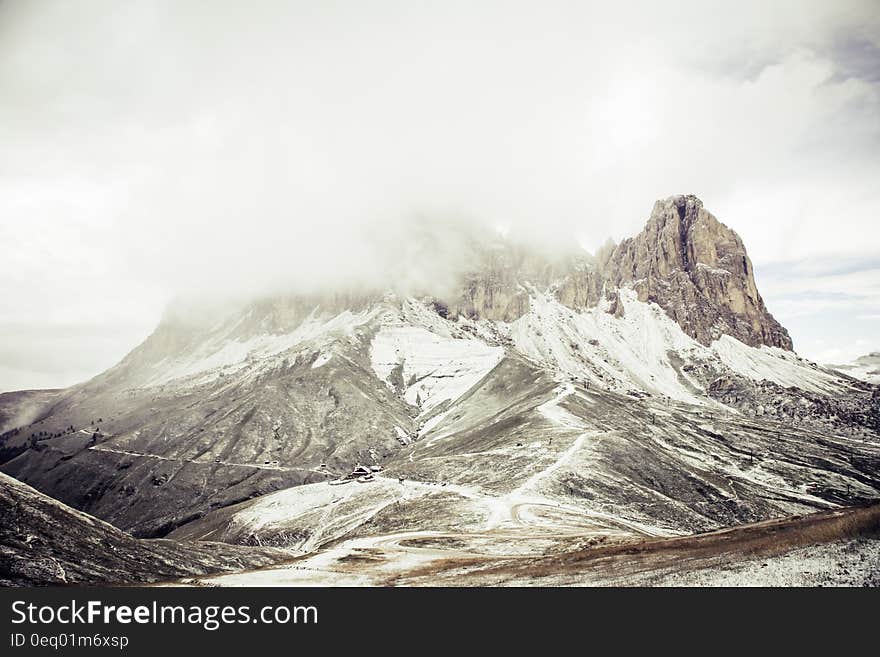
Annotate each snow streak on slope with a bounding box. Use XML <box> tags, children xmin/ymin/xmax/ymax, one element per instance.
<box><xmin>146</xmin><ymin>308</ymin><xmax>377</xmax><ymax>387</ymax></box>
<box><xmin>228</xmin><ymin>477</ymin><xmax>434</xmax><ymax>553</ymax></box>
<box><xmin>506</xmin><ymin>289</ymin><xmax>845</xmax><ymax>403</ymax></box>
<box><xmin>711</xmin><ymin>335</ymin><xmax>842</xmax><ymax>394</ymax></box>
<box><xmin>510</xmin><ymin>289</ymin><xmax>711</xmax><ymax>403</ymax></box>
<box><xmin>370</xmin><ymin>323</ymin><xmax>503</xmax><ymax>413</ymax></box>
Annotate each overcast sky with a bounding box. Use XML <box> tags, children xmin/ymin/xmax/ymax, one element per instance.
<box><xmin>1</xmin><ymin>1</ymin><xmax>879</xmax><ymax>392</ymax></box>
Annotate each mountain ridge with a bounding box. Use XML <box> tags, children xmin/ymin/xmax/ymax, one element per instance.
<box><xmin>0</xmin><ymin>195</ymin><xmax>876</xmax><ymax>554</ymax></box>
<box><xmin>100</xmin><ymin>193</ymin><xmax>793</xmax><ymax>388</ymax></box>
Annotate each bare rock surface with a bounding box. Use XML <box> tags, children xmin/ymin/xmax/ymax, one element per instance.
<box><xmin>595</xmin><ymin>195</ymin><xmax>791</xmax><ymax>348</ymax></box>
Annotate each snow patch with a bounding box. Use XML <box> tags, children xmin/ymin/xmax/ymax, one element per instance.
<box><xmin>511</xmin><ymin>289</ymin><xmax>711</xmax><ymax>404</ymax></box>
<box><xmin>145</xmin><ymin>308</ymin><xmax>375</xmax><ymax>386</ymax></box>
<box><xmin>394</xmin><ymin>426</ymin><xmax>412</xmax><ymax>444</ymax></box>
<box><xmin>311</xmin><ymin>352</ymin><xmax>333</xmax><ymax>369</ymax></box>
<box><xmin>712</xmin><ymin>335</ymin><xmax>842</xmax><ymax>394</ymax></box>
<box><xmin>370</xmin><ymin>325</ymin><xmax>504</xmax><ymax>412</ymax></box>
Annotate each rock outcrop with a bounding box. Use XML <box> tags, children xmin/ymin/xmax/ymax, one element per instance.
<box><xmin>443</xmin><ymin>243</ymin><xmax>580</xmax><ymax>322</ymax></box>
<box><xmin>438</xmin><ymin>194</ymin><xmax>792</xmax><ymax>350</ymax></box>
<box><xmin>601</xmin><ymin>195</ymin><xmax>792</xmax><ymax>349</ymax></box>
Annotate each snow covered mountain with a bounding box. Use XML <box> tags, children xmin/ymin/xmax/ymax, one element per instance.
<box><xmin>2</xmin><ymin>195</ymin><xmax>878</xmax><ymax>584</ymax></box>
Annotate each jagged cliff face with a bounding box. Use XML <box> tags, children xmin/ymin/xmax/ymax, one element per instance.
<box><xmin>602</xmin><ymin>195</ymin><xmax>792</xmax><ymax>350</ymax></box>
<box><xmin>437</xmin><ymin>194</ymin><xmax>792</xmax><ymax>350</ymax></box>
<box><xmin>441</xmin><ymin>244</ymin><xmax>580</xmax><ymax>322</ymax></box>
<box><xmin>443</xmin><ymin>245</ymin><xmax>531</xmax><ymax>322</ymax></box>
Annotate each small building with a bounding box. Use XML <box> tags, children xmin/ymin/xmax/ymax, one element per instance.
<box><xmin>346</xmin><ymin>465</ymin><xmax>373</xmax><ymax>479</ymax></box>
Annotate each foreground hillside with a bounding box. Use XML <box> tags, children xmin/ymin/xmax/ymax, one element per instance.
<box><xmin>189</xmin><ymin>503</ymin><xmax>880</xmax><ymax>586</ymax></box>
<box><xmin>0</xmin><ymin>473</ymin><xmax>287</xmax><ymax>586</ymax></box>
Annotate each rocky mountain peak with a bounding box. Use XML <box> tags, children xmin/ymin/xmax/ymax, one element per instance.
<box><xmin>431</xmin><ymin>194</ymin><xmax>792</xmax><ymax>351</ymax></box>
<box><xmin>601</xmin><ymin>195</ymin><xmax>793</xmax><ymax>350</ymax></box>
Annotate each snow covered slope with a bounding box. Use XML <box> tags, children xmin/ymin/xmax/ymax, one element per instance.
<box><xmin>510</xmin><ymin>289</ymin><xmax>713</xmax><ymax>404</ymax></box>
<box><xmin>370</xmin><ymin>323</ymin><xmax>503</xmax><ymax>412</ymax></box>
<box><xmin>125</xmin><ymin>287</ymin><xmax>842</xmax><ymax>409</ymax></box>
<box><xmin>144</xmin><ymin>306</ymin><xmax>380</xmax><ymax>388</ymax></box>
<box><xmin>712</xmin><ymin>335</ymin><xmax>842</xmax><ymax>394</ymax></box>
<box><xmin>503</xmin><ymin>288</ymin><xmax>846</xmax><ymax>405</ymax></box>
